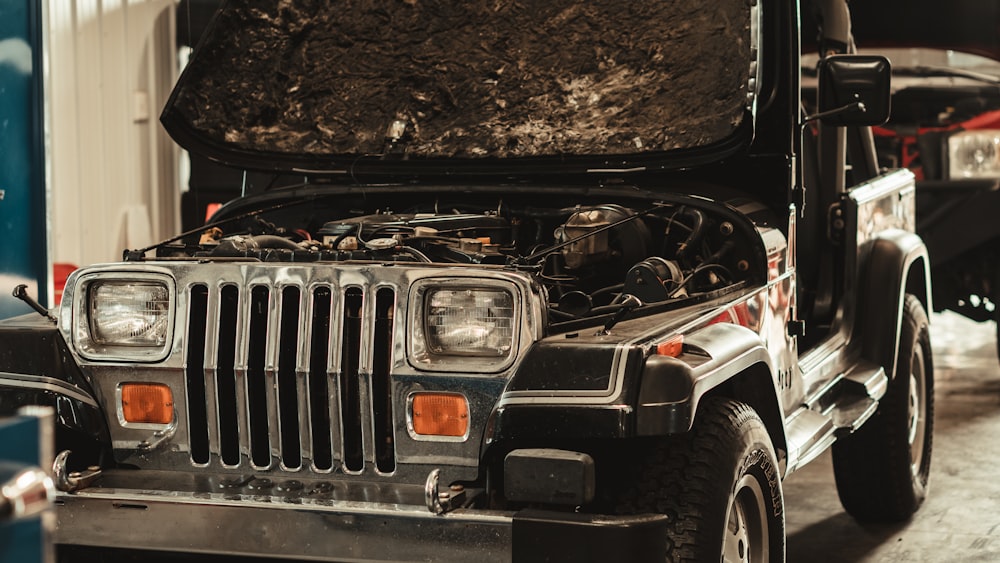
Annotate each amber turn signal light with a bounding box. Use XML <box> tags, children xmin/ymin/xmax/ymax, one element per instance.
<box><xmin>655</xmin><ymin>335</ymin><xmax>684</xmax><ymax>357</ymax></box>
<box><xmin>412</xmin><ymin>393</ymin><xmax>469</xmax><ymax>437</ymax></box>
<box><xmin>121</xmin><ymin>383</ymin><xmax>174</xmax><ymax>424</ymax></box>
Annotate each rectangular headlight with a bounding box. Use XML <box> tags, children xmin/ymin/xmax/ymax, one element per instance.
<box><xmin>74</xmin><ymin>275</ymin><xmax>174</xmax><ymax>361</ymax></box>
<box><xmin>90</xmin><ymin>282</ymin><xmax>170</xmax><ymax>346</ymax></box>
<box><xmin>947</xmin><ymin>130</ymin><xmax>1000</xmax><ymax>179</ymax></box>
<box><xmin>426</xmin><ymin>288</ymin><xmax>514</xmax><ymax>356</ymax></box>
<box><xmin>409</xmin><ymin>281</ymin><xmax>519</xmax><ymax>372</ymax></box>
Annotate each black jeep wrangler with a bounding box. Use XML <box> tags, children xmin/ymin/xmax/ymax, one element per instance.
<box><xmin>0</xmin><ymin>0</ymin><xmax>933</xmax><ymax>561</ymax></box>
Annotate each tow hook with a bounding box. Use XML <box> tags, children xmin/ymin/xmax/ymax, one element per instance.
<box><xmin>53</xmin><ymin>450</ymin><xmax>102</xmax><ymax>492</ymax></box>
<box><xmin>424</xmin><ymin>469</ymin><xmax>466</xmax><ymax>515</ymax></box>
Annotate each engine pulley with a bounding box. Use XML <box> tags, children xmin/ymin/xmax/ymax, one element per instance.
<box><xmin>622</xmin><ymin>257</ymin><xmax>685</xmax><ymax>303</ymax></box>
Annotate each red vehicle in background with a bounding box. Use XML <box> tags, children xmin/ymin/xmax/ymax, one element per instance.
<box><xmin>806</xmin><ymin>1</ymin><xmax>1000</xmax><ymax>358</ymax></box>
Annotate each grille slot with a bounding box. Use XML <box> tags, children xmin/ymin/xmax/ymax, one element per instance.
<box><xmin>247</xmin><ymin>286</ymin><xmax>271</xmax><ymax>468</ymax></box>
<box><xmin>372</xmin><ymin>288</ymin><xmax>396</xmax><ymax>473</ymax></box>
<box><xmin>308</xmin><ymin>287</ymin><xmax>334</xmax><ymax>471</ymax></box>
<box><xmin>185</xmin><ymin>285</ymin><xmax>210</xmax><ymax>464</ymax></box>
<box><xmin>340</xmin><ymin>287</ymin><xmax>364</xmax><ymax>472</ymax></box>
<box><xmin>277</xmin><ymin>286</ymin><xmax>302</xmax><ymax>469</ymax></box>
<box><xmin>185</xmin><ymin>282</ymin><xmax>396</xmax><ymax>474</ymax></box>
<box><xmin>216</xmin><ymin>286</ymin><xmax>241</xmax><ymax>466</ymax></box>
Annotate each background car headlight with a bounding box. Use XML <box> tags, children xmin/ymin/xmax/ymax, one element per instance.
<box><xmin>947</xmin><ymin>130</ymin><xmax>1000</xmax><ymax>179</ymax></box>
<box><xmin>74</xmin><ymin>276</ymin><xmax>174</xmax><ymax>361</ymax></box>
<box><xmin>426</xmin><ymin>288</ymin><xmax>514</xmax><ymax>356</ymax></box>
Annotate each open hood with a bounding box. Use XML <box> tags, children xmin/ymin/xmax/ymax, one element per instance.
<box><xmin>161</xmin><ymin>0</ymin><xmax>754</xmax><ymax>175</ymax></box>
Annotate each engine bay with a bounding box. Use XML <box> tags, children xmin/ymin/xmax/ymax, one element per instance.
<box><xmin>154</xmin><ymin>192</ymin><xmax>767</xmax><ymax>325</ymax></box>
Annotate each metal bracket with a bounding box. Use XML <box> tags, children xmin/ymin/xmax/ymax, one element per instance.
<box><xmin>12</xmin><ymin>284</ymin><xmax>56</xmax><ymax>323</ymax></box>
<box><xmin>53</xmin><ymin>450</ymin><xmax>102</xmax><ymax>492</ymax></box>
<box><xmin>828</xmin><ymin>203</ymin><xmax>846</xmax><ymax>243</ymax></box>
<box><xmin>423</xmin><ymin>469</ymin><xmax>467</xmax><ymax>515</ymax></box>
<box><xmin>424</xmin><ymin>469</ymin><xmax>444</xmax><ymax>514</ymax></box>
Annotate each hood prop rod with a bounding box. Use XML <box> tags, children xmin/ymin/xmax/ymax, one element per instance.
<box><xmin>12</xmin><ymin>285</ymin><xmax>56</xmax><ymax>323</ymax></box>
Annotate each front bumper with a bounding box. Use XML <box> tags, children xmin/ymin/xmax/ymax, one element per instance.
<box><xmin>54</xmin><ymin>471</ymin><xmax>667</xmax><ymax>562</ymax></box>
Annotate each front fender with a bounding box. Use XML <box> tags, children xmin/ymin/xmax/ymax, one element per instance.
<box><xmin>0</xmin><ymin>314</ymin><xmax>110</xmax><ymax>469</ymax></box>
<box><xmin>489</xmin><ymin>341</ymin><xmax>644</xmax><ymax>444</ymax></box>
<box><xmin>855</xmin><ymin>229</ymin><xmax>932</xmax><ymax>380</ymax></box>
<box><xmin>635</xmin><ymin>322</ymin><xmax>776</xmax><ymax>435</ymax></box>
<box><xmin>489</xmin><ymin>321</ymin><xmax>783</xmax><ymax>448</ymax></box>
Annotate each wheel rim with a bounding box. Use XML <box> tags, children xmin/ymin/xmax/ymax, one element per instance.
<box><xmin>907</xmin><ymin>344</ymin><xmax>927</xmax><ymax>475</ymax></box>
<box><xmin>723</xmin><ymin>474</ymin><xmax>770</xmax><ymax>563</ymax></box>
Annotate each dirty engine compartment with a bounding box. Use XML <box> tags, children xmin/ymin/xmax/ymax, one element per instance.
<box><xmin>154</xmin><ymin>190</ymin><xmax>765</xmax><ymax>327</ymax></box>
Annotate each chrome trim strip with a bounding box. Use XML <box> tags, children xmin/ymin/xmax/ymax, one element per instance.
<box><xmin>360</xmin><ymin>369</ymin><xmax>376</xmax><ymax>469</ymax></box>
<box><xmin>232</xmin><ymin>286</ymin><xmax>252</xmax><ymax>467</ymax></box>
<box><xmin>263</xmin><ymin>285</ymin><xmax>283</xmax><ymax>470</ymax></box>
<box><xmin>296</xmin><ymin>287</ymin><xmax>313</xmax><ymax>467</ymax></box>
<box><xmin>334</xmin><ymin>286</ymin><xmax>352</xmax><ymax>472</ymax></box>
<box><xmin>203</xmin><ymin>284</ymin><xmax>223</xmax><ymax>466</ymax></box>
<box><xmin>747</xmin><ymin>0</ymin><xmax>761</xmax><ymax>113</ymax></box>
<box><xmin>0</xmin><ymin>373</ymin><xmax>98</xmax><ymax>408</ymax></box>
<box><xmin>357</xmin><ymin>285</ymin><xmax>376</xmax><ymax>471</ymax></box>
<box><xmin>326</xmin><ymin>285</ymin><xmax>345</xmax><ymax>470</ymax></box>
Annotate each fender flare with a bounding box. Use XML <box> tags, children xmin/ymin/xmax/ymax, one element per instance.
<box><xmin>635</xmin><ymin>322</ymin><xmax>784</xmax><ymax>451</ymax></box>
<box><xmin>0</xmin><ymin>315</ymin><xmax>110</xmax><ymax>467</ymax></box>
<box><xmin>855</xmin><ymin>229</ymin><xmax>932</xmax><ymax>380</ymax></box>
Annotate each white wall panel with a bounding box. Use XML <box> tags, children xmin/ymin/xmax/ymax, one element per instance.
<box><xmin>45</xmin><ymin>0</ymin><xmax>176</xmax><ymax>267</ymax></box>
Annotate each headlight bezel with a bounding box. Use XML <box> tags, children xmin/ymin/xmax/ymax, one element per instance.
<box><xmin>946</xmin><ymin>129</ymin><xmax>1000</xmax><ymax>180</ymax></box>
<box><xmin>72</xmin><ymin>273</ymin><xmax>176</xmax><ymax>362</ymax></box>
<box><xmin>408</xmin><ymin>279</ymin><xmax>520</xmax><ymax>373</ymax></box>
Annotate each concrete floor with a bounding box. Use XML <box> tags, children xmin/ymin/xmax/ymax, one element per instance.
<box><xmin>784</xmin><ymin>311</ymin><xmax>1000</xmax><ymax>562</ymax></box>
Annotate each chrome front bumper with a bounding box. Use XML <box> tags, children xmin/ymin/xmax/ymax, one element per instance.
<box><xmin>53</xmin><ymin>471</ymin><xmax>667</xmax><ymax>562</ymax></box>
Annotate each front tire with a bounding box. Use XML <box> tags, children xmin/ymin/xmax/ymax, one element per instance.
<box><xmin>614</xmin><ymin>398</ymin><xmax>784</xmax><ymax>562</ymax></box>
<box><xmin>833</xmin><ymin>294</ymin><xmax>934</xmax><ymax>521</ymax></box>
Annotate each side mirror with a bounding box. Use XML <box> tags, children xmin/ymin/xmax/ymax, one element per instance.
<box><xmin>816</xmin><ymin>55</ymin><xmax>891</xmax><ymax>126</ymax></box>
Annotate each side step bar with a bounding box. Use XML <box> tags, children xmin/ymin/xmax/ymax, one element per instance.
<box><xmin>785</xmin><ymin>361</ymin><xmax>887</xmax><ymax>473</ymax></box>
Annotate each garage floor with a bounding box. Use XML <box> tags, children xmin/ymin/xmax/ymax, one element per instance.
<box><xmin>784</xmin><ymin>311</ymin><xmax>1000</xmax><ymax>562</ymax></box>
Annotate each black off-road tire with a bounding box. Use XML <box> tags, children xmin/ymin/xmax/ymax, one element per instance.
<box><xmin>833</xmin><ymin>294</ymin><xmax>934</xmax><ymax>522</ymax></box>
<box><xmin>614</xmin><ymin>397</ymin><xmax>784</xmax><ymax>562</ymax></box>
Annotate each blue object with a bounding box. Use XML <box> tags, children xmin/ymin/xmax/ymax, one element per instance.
<box><xmin>0</xmin><ymin>0</ymin><xmax>48</xmax><ymax>319</ymax></box>
<box><xmin>0</xmin><ymin>414</ymin><xmax>47</xmax><ymax>563</ymax></box>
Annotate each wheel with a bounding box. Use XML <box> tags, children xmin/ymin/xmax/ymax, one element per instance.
<box><xmin>832</xmin><ymin>293</ymin><xmax>934</xmax><ymax>522</ymax></box>
<box><xmin>613</xmin><ymin>398</ymin><xmax>784</xmax><ymax>562</ymax></box>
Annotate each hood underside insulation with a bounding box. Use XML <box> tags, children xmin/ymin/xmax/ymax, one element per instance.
<box><xmin>166</xmin><ymin>0</ymin><xmax>751</xmax><ymax>160</ymax></box>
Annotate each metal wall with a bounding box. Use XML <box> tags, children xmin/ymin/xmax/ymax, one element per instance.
<box><xmin>0</xmin><ymin>1</ymin><xmax>47</xmax><ymax>319</ymax></box>
<box><xmin>1</xmin><ymin>0</ymin><xmax>178</xmax><ymax>318</ymax></box>
<box><xmin>46</xmin><ymin>0</ymin><xmax>178</xmax><ymax>271</ymax></box>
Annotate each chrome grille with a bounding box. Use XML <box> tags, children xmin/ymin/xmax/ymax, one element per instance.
<box><xmin>185</xmin><ymin>282</ymin><xmax>396</xmax><ymax>474</ymax></box>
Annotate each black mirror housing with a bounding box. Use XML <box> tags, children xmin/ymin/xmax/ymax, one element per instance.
<box><xmin>817</xmin><ymin>55</ymin><xmax>891</xmax><ymax>126</ymax></box>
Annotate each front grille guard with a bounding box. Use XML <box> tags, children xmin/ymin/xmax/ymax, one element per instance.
<box><xmin>59</xmin><ymin>263</ymin><xmax>540</xmax><ymax>484</ymax></box>
<box><xmin>185</xmin><ymin>281</ymin><xmax>399</xmax><ymax>475</ymax></box>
